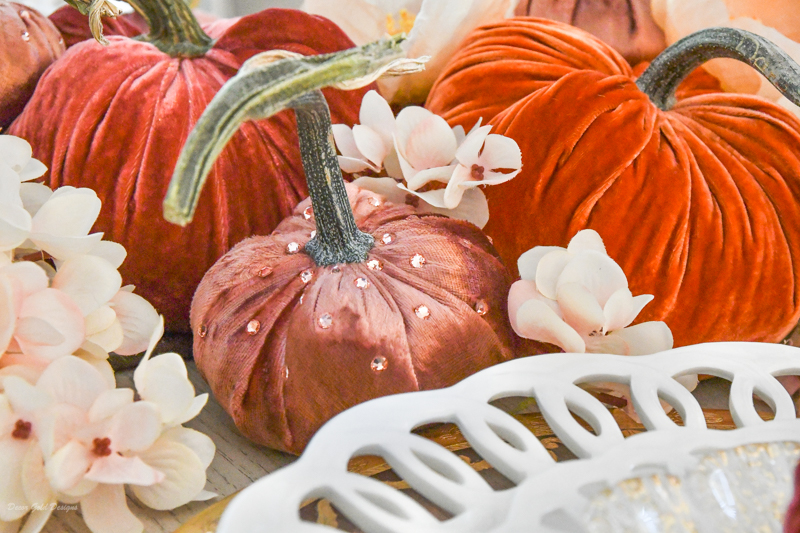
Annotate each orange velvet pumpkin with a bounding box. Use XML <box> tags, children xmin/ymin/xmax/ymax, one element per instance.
<box><xmin>9</xmin><ymin>1</ymin><xmax>370</xmax><ymax>331</ymax></box>
<box><xmin>165</xmin><ymin>40</ymin><xmax>515</xmax><ymax>453</ymax></box>
<box><xmin>0</xmin><ymin>2</ymin><xmax>64</xmax><ymax>129</ymax></box>
<box><xmin>427</xmin><ymin>19</ymin><xmax>800</xmax><ymax>347</ymax></box>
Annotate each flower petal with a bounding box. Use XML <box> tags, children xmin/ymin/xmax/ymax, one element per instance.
<box><xmin>350</xmin><ymin>177</ymin><xmax>409</xmax><ymax>206</ymax></box>
<box><xmin>516</xmin><ymin>246</ymin><xmax>565</xmax><ymax>281</ymax></box>
<box><xmin>590</xmin><ymin>322</ymin><xmax>674</xmax><ymax>356</ymax></box>
<box><xmin>86</xmin><ymin>241</ymin><xmax>127</xmax><ymax>270</ymax></box>
<box><xmin>18</xmin><ymin>183</ymin><xmax>53</xmax><ymax>218</ymax></box>
<box><xmin>2</xmin><ymin>262</ymin><xmax>49</xmax><ymax>300</ymax></box>
<box><xmin>0</xmin><ymin>136</ymin><xmax>33</xmax><ymax>174</ymax></box>
<box><xmin>110</xmin><ymin>291</ymin><xmax>159</xmax><ymax>356</ymax></box>
<box><xmin>395</xmin><ymin>106</ymin><xmax>457</xmax><ymax>170</ymax></box>
<box><xmin>35</xmin><ymin>403</ymin><xmax>88</xmax><ymax>459</ymax></box>
<box><xmin>136</xmin><ymin>355</ymin><xmax>194</xmax><ymax>426</ymax></box>
<box><xmin>0</xmin><ymin>438</ymin><xmax>31</xmax><ymax>521</ymax></box>
<box><xmin>556</xmin><ymin>251</ymin><xmax>629</xmax><ymax>307</ymax></box>
<box><xmin>17</xmin><ymin>159</ymin><xmax>47</xmax><ymax>183</ymax></box>
<box><xmin>45</xmin><ymin>440</ymin><xmax>92</xmax><ymax>493</ymax></box>
<box><xmin>80</xmin><ymin>483</ymin><xmax>143</xmax><ymax>533</ymax></box>
<box><xmin>331</xmin><ymin>124</ymin><xmax>362</xmax><ymax>160</ymax></box>
<box><xmin>15</xmin><ymin>317</ymin><xmax>65</xmax><ymax>347</ymax></box>
<box><xmin>508</xmin><ymin>279</ymin><xmax>540</xmax><ymax>331</ymax></box>
<box><xmin>603</xmin><ymin>288</ymin><xmax>654</xmax><ymax>333</ymax></box>
<box><xmin>27</xmin><ymin>233</ymin><xmax>104</xmax><ymax>262</ymax></box>
<box><xmin>175</xmin><ymin>394</ymin><xmax>208</xmax><ymax>426</ymax></box>
<box><xmin>359</xmin><ymin>90</ymin><xmax>395</xmax><ymax>146</ymax></box>
<box><xmin>85</xmin><ymin>454</ymin><xmax>164</xmax><ymax>486</ymax></box>
<box><xmin>52</xmin><ymin>255</ymin><xmax>122</xmax><ymax>317</ymax></box>
<box><xmin>337</xmin><ymin>156</ymin><xmax>373</xmax><ymax>174</ymax></box>
<box><xmin>21</xmin><ymin>444</ymin><xmax>53</xmax><ymax>510</ymax></box>
<box><xmin>454</xmin><ymin>124</ymin><xmax>492</xmax><ymax>165</ymax></box>
<box><xmin>30</xmin><ymin>187</ymin><xmax>101</xmax><ymax>239</ymax></box>
<box><xmin>18</xmin><ymin>508</ymin><xmax>52</xmax><ymax>533</ymax></box>
<box><xmin>556</xmin><ymin>282</ymin><xmax>606</xmax><ymax>337</ymax></box>
<box><xmin>514</xmin><ymin>299</ymin><xmax>585</xmax><ymax>353</ymax></box>
<box><xmin>86</xmin><ymin>317</ymin><xmax>124</xmax><ymax>354</ymax></box>
<box><xmin>0</xmin><ymin>277</ymin><xmax>14</xmax><ymax>355</ymax></box>
<box><xmin>566</xmin><ymin>229</ymin><xmax>606</xmax><ymax>255</ymax></box>
<box><xmin>108</xmin><ymin>401</ymin><xmax>162</xmax><ymax>452</ymax></box>
<box><xmin>16</xmin><ymin>289</ymin><xmax>84</xmax><ymax>361</ymax></box>
<box><xmin>0</xmin><ymin>205</ymin><xmax>32</xmax><ymax>252</ymax></box>
<box><xmin>422</xmin><ymin>187</ymin><xmax>490</xmax><ymax>228</ymax></box>
<box><xmin>353</xmin><ymin>124</ymin><xmax>389</xmax><ymax>169</ymax></box>
<box><xmin>161</xmin><ymin>427</ymin><xmax>216</xmax><ymax>469</ymax></box>
<box><xmin>301</xmin><ymin>0</ymin><xmax>385</xmax><ymax>45</ymax></box>
<box><xmin>3</xmin><ymin>375</ymin><xmax>51</xmax><ymax>414</ymax></box>
<box><xmin>476</xmin><ymin>133</ymin><xmax>522</xmax><ymax>171</ymax></box>
<box><xmin>131</xmin><ymin>440</ymin><xmax>207</xmax><ymax>511</ymax></box>
<box><xmin>133</xmin><ymin>317</ymin><xmax>164</xmax><ymax>393</ymax></box>
<box><xmin>88</xmin><ymin>389</ymin><xmax>134</xmax><ymax>424</ymax></box>
<box><xmin>535</xmin><ymin>249</ymin><xmax>572</xmax><ymax>300</ymax></box>
<box><xmin>36</xmin><ymin>356</ymin><xmax>109</xmax><ymax>410</ymax></box>
<box><xmin>404</xmin><ymin>164</ymin><xmax>457</xmax><ymax>191</ymax></box>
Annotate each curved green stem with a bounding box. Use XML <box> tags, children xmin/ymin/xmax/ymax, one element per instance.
<box><xmin>163</xmin><ymin>36</ymin><xmax>407</xmax><ymax>264</ymax></box>
<box><xmin>636</xmin><ymin>27</ymin><xmax>800</xmax><ymax>111</ymax></box>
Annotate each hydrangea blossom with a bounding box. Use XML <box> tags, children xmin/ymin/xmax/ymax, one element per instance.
<box><xmin>333</xmin><ymin>90</ymin><xmax>521</xmax><ymax>228</ymax></box>
<box><xmin>0</xmin><ymin>319</ymin><xmax>214</xmax><ymax>533</ymax></box>
<box><xmin>508</xmin><ymin>230</ymin><xmax>697</xmax><ymax>416</ymax></box>
<box><xmin>302</xmin><ymin>0</ymin><xmax>518</xmax><ymax>104</ymax></box>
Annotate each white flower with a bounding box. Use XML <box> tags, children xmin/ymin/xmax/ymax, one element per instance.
<box><xmin>508</xmin><ymin>230</ymin><xmax>673</xmax><ymax>355</ymax></box>
<box><xmin>302</xmin><ymin>0</ymin><xmax>518</xmax><ymax>104</ymax></box>
<box><xmin>334</xmin><ymin>91</ymin><xmax>521</xmax><ymax>228</ymax></box>
<box><xmin>0</xmin><ymin>320</ymin><xmax>214</xmax><ymax>533</ymax></box>
<box><xmin>651</xmin><ymin>0</ymin><xmax>800</xmax><ymax>117</ymax></box>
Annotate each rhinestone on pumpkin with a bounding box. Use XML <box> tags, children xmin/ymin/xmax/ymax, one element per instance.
<box><xmin>368</xmin><ymin>197</ymin><xmax>381</xmax><ymax>207</ymax></box>
<box><xmin>303</xmin><ymin>206</ymin><xmax>313</xmax><ymax>220</ymax></box>
<box><xmin>371</xmin><ymin>356</ymin><xmax>388</xmax><ymax>372</ymax></box>
<box><xmin>286</xmin><ymin>242</ymin><xmax>300</xmax><ymax>254</ymax></box>
<box><xmin>197</xmin><ymin>325</ymin><xmax>208</xmax><ymax>338</ymax></box>
<box><xmin>299</xmin><ymin>294</ymin><xmax>305</xmax><ymax>304</ymax></box>
<box><xmin>21</xmin><ymin>31</ymin><xmax>30</xmax><ymax>41</ymax></box>
<box><xmin>474</xmin><ymin>299</ymin><xmax>489</xmax><ymax>316</ymax></box>
<box><xmin>246</xmin><ymin>320</ymin><xmax>261</xmax><ymax>335</ymax></box>
<box><xmin>381</xmin><ymin>233</ymin><xmax>394</xmax><ymax>245</ymax></box>
<box><xmin>332</xmin><ymin>265</ymin><xmax>341</xmax><ymax>273</ymax></box>
<box><xmin>354</xmin><ymin>277</ymin><xmax>370</xmax><ymax>289</ymax></box>
<box><xmin>410</xmin><ymin>254</ymin><xmax>426</xmax><ymax>268</ymax></box>
<box><xmin>310</xmin><ymin>230</ymin><xmax>317</xmax><ymax>238</ymax></box>
<box><xmin>300</xmin><ymin>270</ymin><xmax>313</xmax><ymax>284</ymax></box>
<box><xmin>367</xmin><ymin>259</ymin><xmax>383</xmax><ymax>271</ymax></box>
<box><xmin>414</xmin><ymin>305</ymin><xmax>430</xmax><ymax>320</ymax></box>
<box><xmin>256</xmin><ymin>266</ymin><xmax>272</xmax><ymax>278</ymax></box>
<box><xmin>318</xmin><ymin>313</ymin><xmax>333</xmax><ymax>329</ymax></box>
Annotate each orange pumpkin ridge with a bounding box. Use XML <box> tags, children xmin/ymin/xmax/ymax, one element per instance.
<box><xmin>166</xmin><ymin>41</ymin><xmax>517</xmax><ymax>453</ymax></box>
<box><xmin>9</xmin><ymin>0</ymin><xmax>371</xmax><ymax>331</ymax></box>
<box><xmin>427</xmin><ymin>19</ymin><xmax>800</xmax><ymax>347</ymax></box>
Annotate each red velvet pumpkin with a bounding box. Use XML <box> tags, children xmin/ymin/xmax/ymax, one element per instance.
<box><xmin>165</xmin><ymin>40</ymin><xmax>516</xmax><ymax>453</ymax></box>
<box><xmin>426</xmin><ymin>19</ymin><xmax>800</xmax><ymax>347</ymax></box>
<box><xmin>0</xmin><ymin>1</ymin><xmax>64</xmax><ymax>129</ymax></box>
<box><xmin>515</xmin><ymin>0</ymin><xmax>666</xmax><ymax>64</ymax></box>
<box><xmin>9</xmin><ymin>1</ymin><xmax>370</xmax><ymax>331</ymax></box>
<box><xmin>48</xmin><ymin>4</ymin><xmax>232</xmax><ymax>48</ymax></box>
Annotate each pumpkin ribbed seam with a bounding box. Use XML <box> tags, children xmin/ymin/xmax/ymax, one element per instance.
<box><xmin>674</xmin><ymin>107</ymin><xmax>800</xmax><ymax>315</ymax></box>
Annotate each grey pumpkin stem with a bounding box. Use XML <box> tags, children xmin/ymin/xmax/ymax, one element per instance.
<box><xmin>637</xmin><ymin>27</ymin><xmax>800</xmax><ymax>111</ymax></box>
<box><xmin>163</xmin><ymin>35</ymin><xmax>408</xmax><ymax>264</ymax></box>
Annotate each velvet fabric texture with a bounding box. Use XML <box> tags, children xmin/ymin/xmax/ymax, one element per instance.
<box><xmin>191</xmin><ymin>185</ymin><xmax>515</xmax><ymax>454</ymax></box>
<box><xmin>515</xmin><ymin>0</ymin><xmax>666</xmax><ymax>64</ymax></box>
<box><xmin>48</xmin><ymin>5</ymin><xmax>234</xmax><ymax>48</ymax></box>
<box><xmin>0</xmin><ymin>1</ymin><xmax>64</xmax><ymax>128</ymax></box>
<box><xmin>426</xmin><ymin>18</ymin><xmax>800</xmax><ymax>347</ymax></box>
<box><xmin>9</xmin><ymin>9</ymin><xmax>371</xmax><ymax>331</ymax></box>
<box><xmin>788</xmin><ymin>461</ymin><xmax>800</xmax><ymax>533</ymax></box>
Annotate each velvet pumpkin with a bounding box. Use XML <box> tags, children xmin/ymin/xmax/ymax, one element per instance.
<box><xmin>0</xmin><ymin>1</ymin><xmax>64</xmax><ymax>129</ymax></box>
<box><xmin>515</xmin><ymin>0</ymin><xmax>666</xmax><ymax>64</ymax></box>
<box><xmin>8</xmin><ymin>0</ymin><xmax>370</xmax><ymax>331</ymax></box>
<box><xmin>164</xmin><ymin>38</ymin><xmax>516</xmax><ymax>453</ymax></box>
<box><xmin>426</xmin><ymin>19</ymin><xmax>800</xmax><ymax>348</ymax></box>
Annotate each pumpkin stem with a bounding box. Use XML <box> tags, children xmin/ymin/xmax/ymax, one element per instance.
<box><xmin>163</xmin><ymin>36</ymin><xmax>410</xmax><ymax>264</ymax></box>
<box><xmin>637</xmin><ymin>27</ymin><xmax>800</xmax><ymax>111</ymax></box>
<box><xmin>123</xmin><ymin>0</ymin><xmax>212</xmax><ymax>57</ymax></box>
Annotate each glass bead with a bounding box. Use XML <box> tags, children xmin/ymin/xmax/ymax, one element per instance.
<box><xmin>318</xmin><ymin>313</ymin><xmax>333</xmax><ymax>329</ymax></box>
<box><xmin>246</xmin><ymin>320</ymin><xmax>260</xmax><ymax>335</ymax></box>
<box><xmin>414</xmin><ymin>305</ymin><xmax>430</xmax><ymax>319</ymax></box>
<box><xmin>371</xmin><ymin>356</ymin><xmax>388</xmax><ymax>372</ymax></box>
<box><xmin>410</xmin><ymin>254</ymin><xmax>426</xmax><ymax>268</ymax></box>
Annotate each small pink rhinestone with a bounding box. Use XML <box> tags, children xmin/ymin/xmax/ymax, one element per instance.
<box><xmin>246</xmin><ymin>320</ymin><xmax>261</xmax><ymax>335</ymax></box>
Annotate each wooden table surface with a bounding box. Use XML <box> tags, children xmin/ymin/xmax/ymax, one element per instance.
<box><xmin>39</xmin><ymin>333</ymin><xmax>797</xmax><ymax>533</ymax></box>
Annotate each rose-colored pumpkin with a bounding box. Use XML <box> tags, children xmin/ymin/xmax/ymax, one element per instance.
<box><xmin>9</xmin><ymin>2</ymin><xmax>370</xmax><ymax>331</ymax></box>
<box><xmin>426</xmin><ymin>18</ymin><xmax>800</xmax><ymax>347</ymax></box>
<box><xmin>0</xmin><ymin>2</ymin><xmax>64</xmax><ymax>128</ymax></box>
<box><xmin>166</xmin><ymin>40</ymin><xmax>517</xmax><ymax>453</ymax></box>
<box><xmin>515</xmin><ymin>0</ymin><xmax>666</xmax><ymax>64</ymax></box>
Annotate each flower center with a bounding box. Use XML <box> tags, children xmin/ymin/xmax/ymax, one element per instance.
<box><xmin>11</xmin><ymin>419</ymin><xmax>32</xmax><ymax>440</ymax></box>
<box><xmin>471</xmin><ymin>164</ymin><xmax>485</xmax><ymax>181</ymax></box>
<box><xmin>386</xmin><ymin>9</ymin><xmax>416</xmax><ymax>35</ymax></box>
<box><xmin>92</xmin><ymin>437</ymin><xmax>112</xmax><ymax>457</ymax></box>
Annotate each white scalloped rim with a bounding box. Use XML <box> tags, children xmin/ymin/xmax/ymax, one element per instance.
<box><xmin>218</xmin><ymin>342</ymin><xmax>800</xmax><ymax>533</ymax></box>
